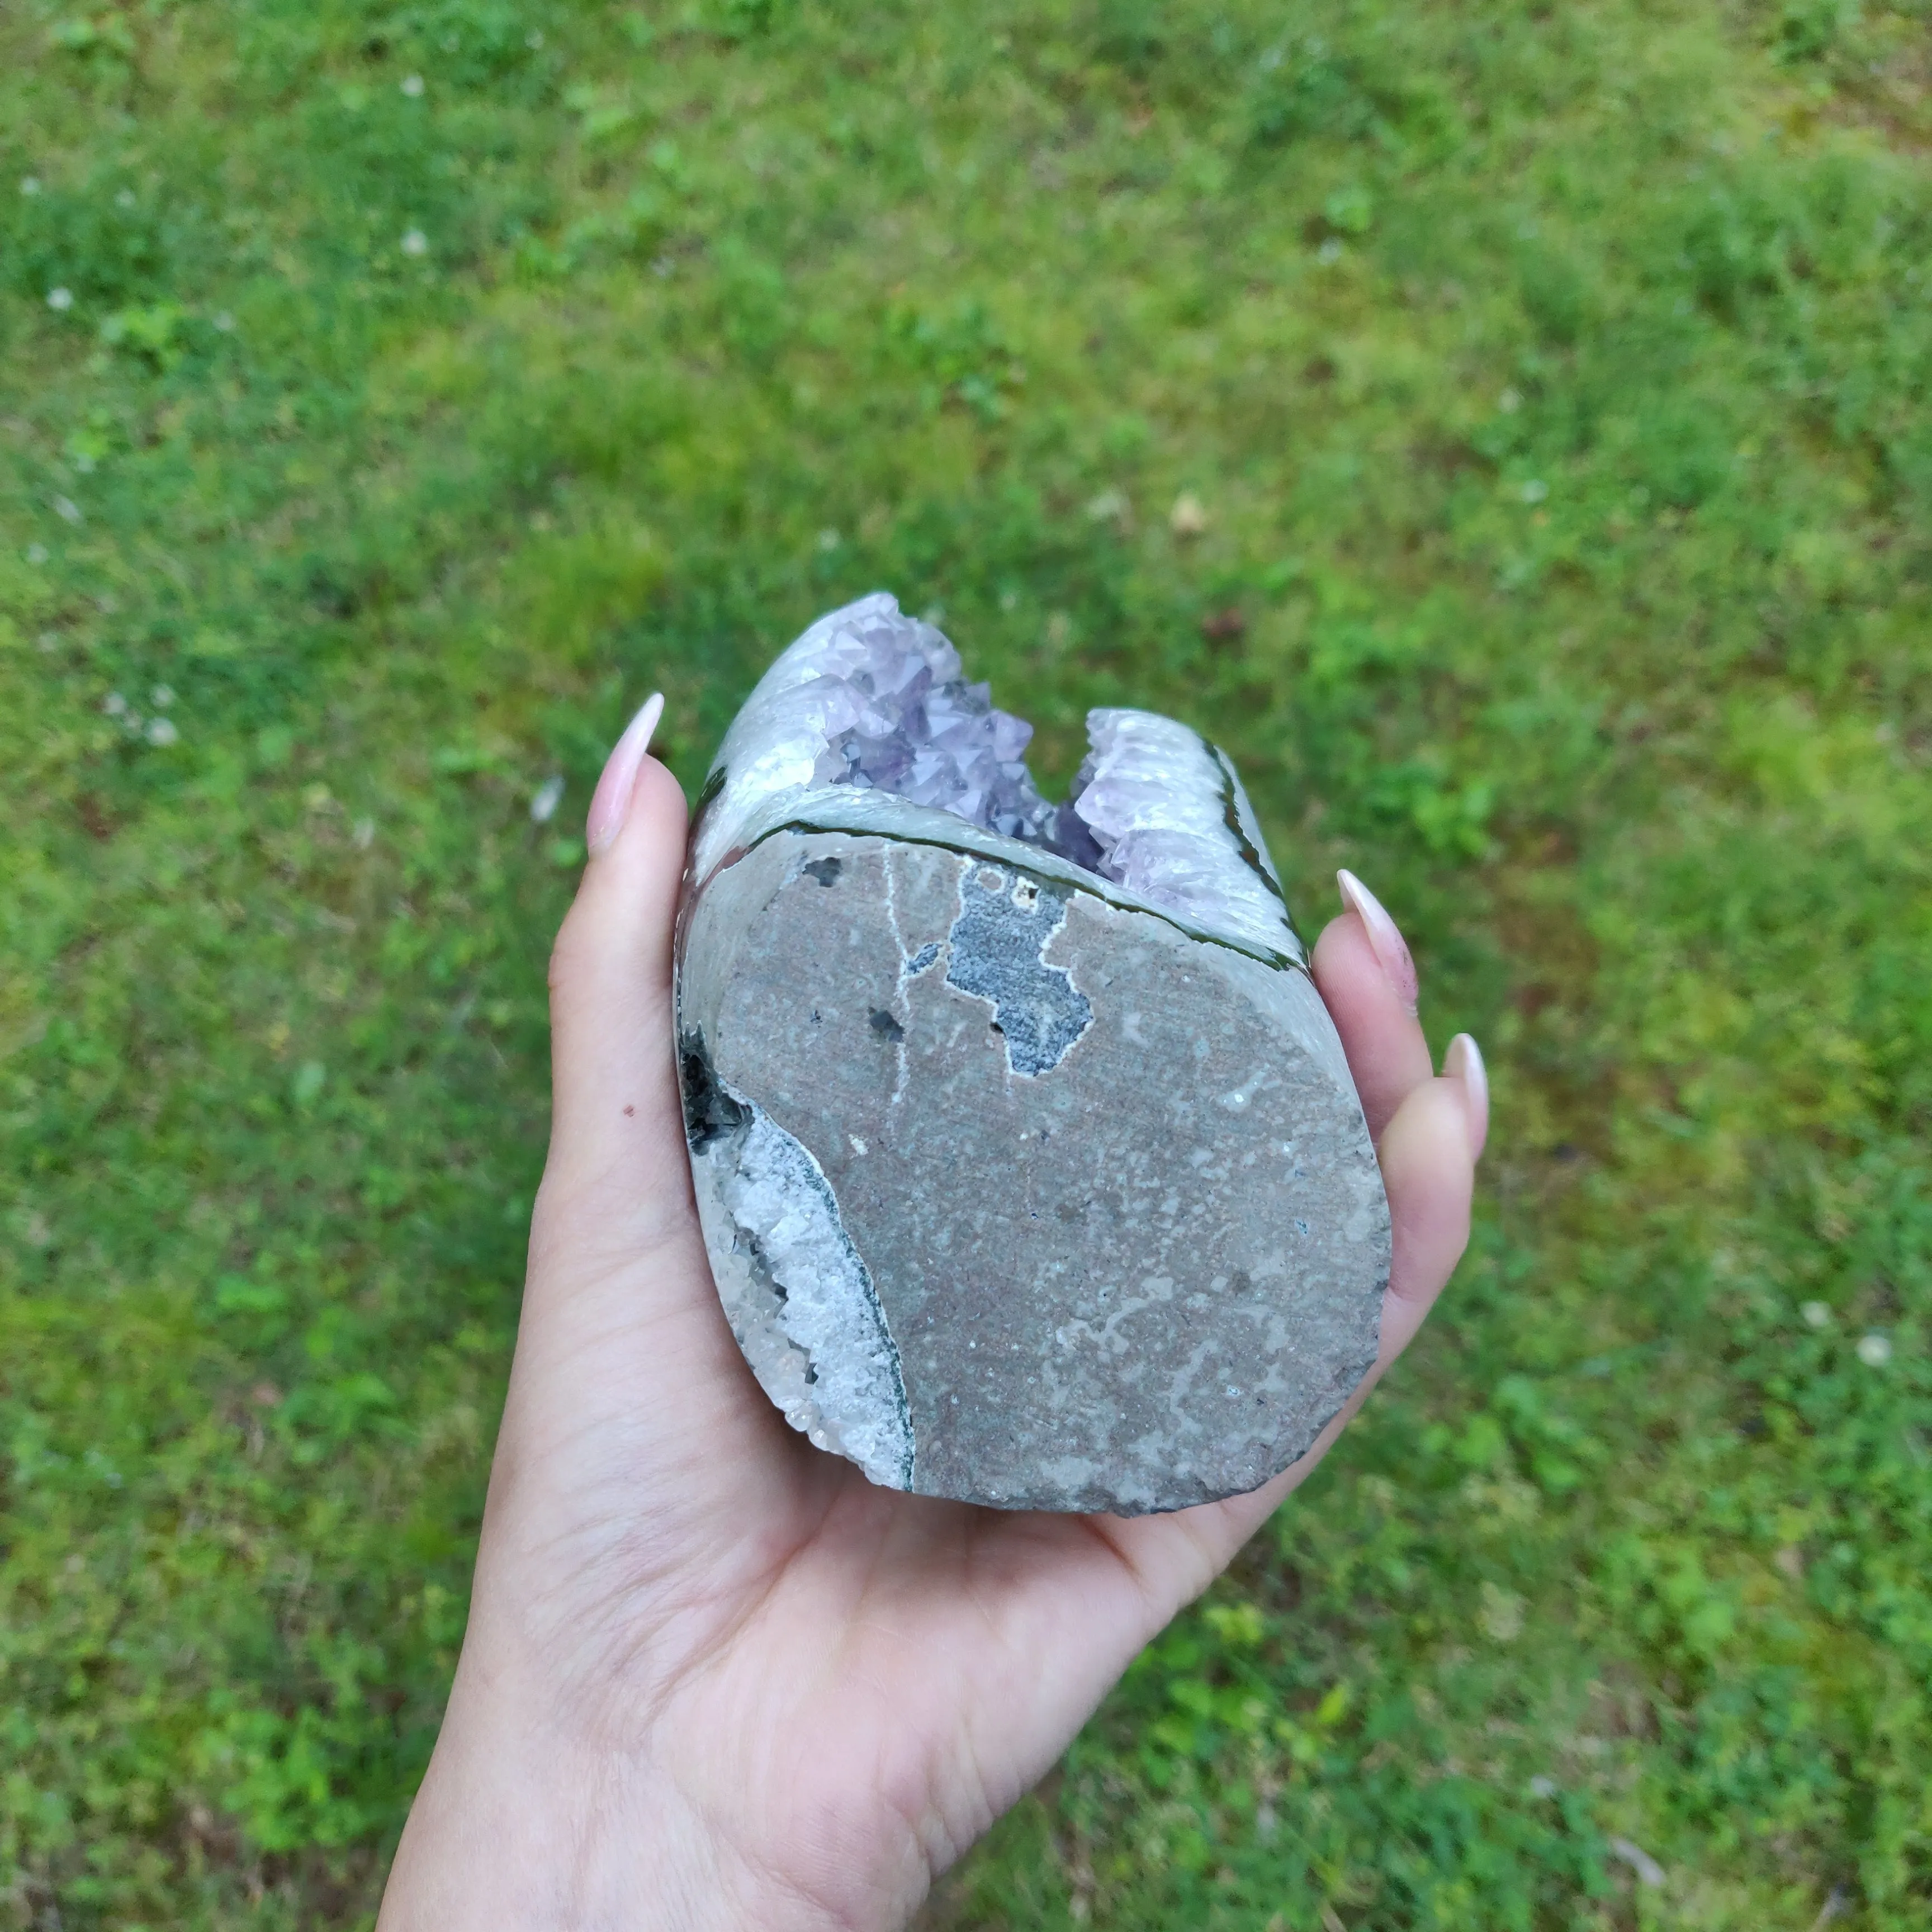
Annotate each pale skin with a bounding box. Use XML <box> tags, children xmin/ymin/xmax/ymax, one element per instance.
<box><xmin>378</xmin><ymin>698</ymin><xmax>1489</xmax><ymax>1932</ymax></box>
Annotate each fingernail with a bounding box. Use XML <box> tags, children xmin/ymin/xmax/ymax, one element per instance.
<box><xmin>1337</xmin><ymin>869</ymin><xmax>1419</xmax><ymax>1015</ymax></box>
<box><xmin>1444</xmin><ymin>1033</ymin><xmax>1489</xmax><ymax>1160</ymax></box>
<box><xmin>586</xmin><ymin>693</ymin><xmax>664</xmax><ymax>856</ymax></box>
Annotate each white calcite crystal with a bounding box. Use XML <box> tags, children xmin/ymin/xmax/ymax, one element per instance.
<box><xmin>1064</xmin><ymin>708</ymin><xmax>1299</xmax><ymax>960</ymax></box>
<box><xmin>676</xmin><ymin>593</ymin><xmax>1389</xmax><ymax>1514</ymax></box>
<box><xmin>704</xmin><ymin>1095</ymin><xmax>913</xmax><ymax>1487</ymax></box>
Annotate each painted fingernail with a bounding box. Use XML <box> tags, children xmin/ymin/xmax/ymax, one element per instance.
<box><xmin>1337</xmin><ymin>869</ymin><xmax>1419</xmax><ymax>1015</ymax></box>
<box><xmin>1444</xmin><ymin>1033</ymin><xmax>1489</xmax><ymax>1160</ymax></box>
<box><xmin>585</xmin><ymin>693</ymin><xmax>664</xmax><ymax>855</ymax></box>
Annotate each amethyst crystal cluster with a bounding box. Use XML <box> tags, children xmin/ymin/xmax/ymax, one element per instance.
<box><xmin>700</xmin><ymin>593</ymin><xmax>1298</xmax><ymax>963</ymax></box>
<box><xmin>675</xmin><ymin>594</ymin><xmax>1389</xmax><ymax>1514</ymax></box>
<box><xmin>798</xmin><ymin>598</ymin><xmax>1060</xmax><ymax>845</ymax></box>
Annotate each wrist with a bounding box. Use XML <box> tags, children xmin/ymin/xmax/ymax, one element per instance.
<box><xmin>380</xmin><ymin>1653</ymin><xmax>920</xmax><ymax>1932</ymax></box>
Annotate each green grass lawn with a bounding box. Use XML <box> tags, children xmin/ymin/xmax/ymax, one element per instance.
<box><xmin>3</xmin><ymin>0</ymin><xmax>1930</xmax><ymax>1925</ymax></box>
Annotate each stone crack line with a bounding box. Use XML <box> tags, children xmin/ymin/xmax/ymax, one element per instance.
<box><xmin>880</xmin><ymin>848</ymin><xmax>912</xmax><ymax>1109</ymax></box>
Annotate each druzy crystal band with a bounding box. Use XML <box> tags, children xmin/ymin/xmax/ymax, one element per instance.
<box><xmin>675</xmin><ymin>594</ymin><xmax>1390</xmax><ymax>1514</ymax></box>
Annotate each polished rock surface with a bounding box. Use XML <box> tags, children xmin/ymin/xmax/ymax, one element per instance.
<box><xmin>675</xmin><ymin>594</ymin><xmax>1390</xmax><ymax>1514</ymax></box>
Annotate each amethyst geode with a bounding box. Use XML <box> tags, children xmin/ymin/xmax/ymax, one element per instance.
<box><xmin>675</xmin><ymin>594</ymin><xmax>1390</xmax><ymax>1514</ymax></box>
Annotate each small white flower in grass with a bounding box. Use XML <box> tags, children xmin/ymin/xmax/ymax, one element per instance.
<box><xmin>1801</xmin><ymin>1300</ymin><xmax>1831</xmax><ymax>1328</ymax></box>
<box><xmin>1499</xmin><ymin>387</ymin><xmax>1522</xmax><ymax>414</ymax></box>
<box><xmin>1858</xmin><ymin>1333</ymin><xmax>1892</xmax><ymax>1367</ymax></box>
<box><xmin>147</xmin><ymin>717</ymin><xmax>179</xmax><ymax>746</ymax></box>
<box><xmin>529</xmin><ymin>775</ymin><xmax>565</xmax><ymax>824</ymax></box>
<box><xmin>401</xmin><ymin>73</ymin><xmax>425</xmax><ymax>97</ymax></box>
<box><xmin>21</xmin><ymin>176</ymin><xmax>42</xmax><ymax>196</ymax></box>
<box><xmin>151</xmin><ymin>684</ymin><xmax>174</xmax><ymax>708</ymax></box>
<box><xmin>816</xmin><ymin>527</ymin><xmax>841</xmax><ymax>552</ymax></box>
<box><xmin>54</xmin><ymin>495</ymin><xmax>82</xmax><ymax>524</ymax></box>
<box><xmin>47</xmin><ymin>286</ymin><xmax>73</xmax><ymax>311</ymax></box>
<box><xmin>26</xmin><ymin>543</ymin><xmax>49</xmax><ymax>565</ymax></box>
<box><xmin>401</xmin><ymin>228</ymin><xmax>428</xmax><ymax>257</ymax></box>
<box><xmin>103</xmin><ymin>691</ymin><xmax>128</xmax><ymax>717</ymax></box>
<box><xmin>1317</xmin><ymin>236</ymin><xmax>1344</xmax><ymax>264</ymax></box>
<box><xmin>1529</xmin><ymin>1775</ymin><xmax>1557</xmax><ymax>1799</ymax></box>
<box><xmin>214</xmin><ymin>311</ymin><xmax>235</xmax><ymax>333</ymax></box>
<box><xmin>1521</xmin><ymin>478</ymin><xmax>1549</xmax><ymax>504</ymax></box>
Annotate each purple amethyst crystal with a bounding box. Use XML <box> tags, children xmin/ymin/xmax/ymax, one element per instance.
<box><xmin>795</xmin><ymin>598</ymin><xmax>1060</xmax><ymax>843</ymax></box>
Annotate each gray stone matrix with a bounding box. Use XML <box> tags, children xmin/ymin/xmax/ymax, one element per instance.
<box><xmin>675</xmin><ymin>594</ymin><xmax>1391</xmax><ymax>1514</ymax></box>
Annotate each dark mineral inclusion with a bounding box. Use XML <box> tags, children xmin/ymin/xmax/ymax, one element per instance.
<box><xmin>674</xmin><ymin>593</ymin><xmax>1390</xmax><ymax>1514</ymax></box>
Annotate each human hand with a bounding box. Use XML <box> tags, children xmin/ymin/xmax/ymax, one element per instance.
<box><xmin>377</xmin><ymin>699</ymin><xmax>1486</xmax><ymax>1932</ymax></box>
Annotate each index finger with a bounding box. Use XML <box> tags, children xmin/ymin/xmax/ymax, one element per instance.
<box><xmin>1311</xmin><ymin>872</ymin><xmax>1436</xmax><ymax>1139</ymax></box>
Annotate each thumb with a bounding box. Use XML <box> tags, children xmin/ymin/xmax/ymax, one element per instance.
<box><xmin>538</xmin><ymin>696</ymin><xmax>693</xmax><ymax>1252</ymax></box>
<box><xmin>494</xmin><ymin>700</ymin><xmax>779</xmax><ymax>1555</ymax></box>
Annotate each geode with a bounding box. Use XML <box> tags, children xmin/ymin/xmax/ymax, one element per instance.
<box><xmin>675</xmin><ymin>593</ymin><xmax>1390</xmax><ymax>1514</ymax></box>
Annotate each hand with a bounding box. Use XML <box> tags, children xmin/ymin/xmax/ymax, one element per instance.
<box><xmin>377</xmin><ymin>702</ymin><xmax>1487</xmax><ymax>1931</ymax></box>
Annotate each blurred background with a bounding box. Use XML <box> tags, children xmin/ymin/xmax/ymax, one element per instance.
<box><xmin>3</xmin><ymin>1</ymin><xmax>1929</xmax><ymax>1926</ymax></box>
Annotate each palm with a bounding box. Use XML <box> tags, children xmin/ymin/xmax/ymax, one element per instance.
<box><xmin>385</xmin><ymin>754</ymin><xmax>1478</xmax><ymax>1930</ymax></box>
<box><xmin>500</xmin><ymin>1280</ymin><xmax>1275</xmax><ymax>1924</ymax></box>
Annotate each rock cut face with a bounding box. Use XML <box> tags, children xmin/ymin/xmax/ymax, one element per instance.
<box><xmin>676</xmin><ymin>593</ymin><xmax>1389</xmax><ymax>1514</ymax></box>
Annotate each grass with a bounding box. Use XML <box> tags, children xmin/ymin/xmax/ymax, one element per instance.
<box><xmin>2</xmin><ymin>0</ymin><xmax>1929</xmax><ymax>1925</ymax></box>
